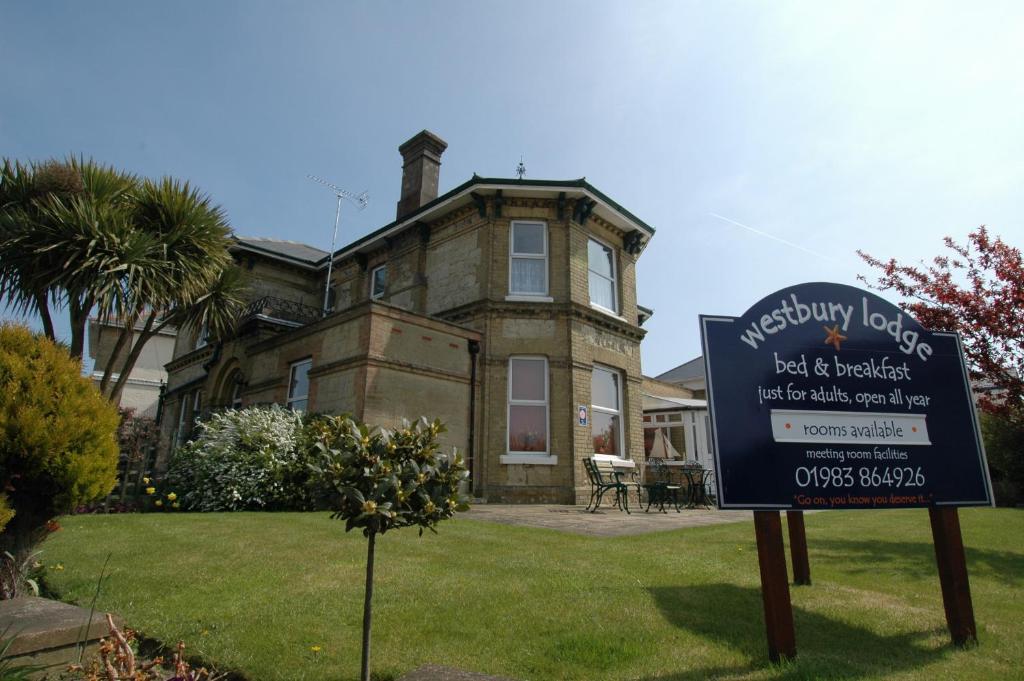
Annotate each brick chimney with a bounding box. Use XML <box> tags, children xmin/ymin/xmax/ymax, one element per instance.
<box><xmin>396</xmin><ymin>130</ymin><xmax>448</xmax><ymax>219</ymax></box>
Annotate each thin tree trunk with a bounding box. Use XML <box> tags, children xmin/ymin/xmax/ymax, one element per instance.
<box><xmin>68</xmin><ymin>295</ymin><xmax>91</xmax><ymax>360</ymax></box>
<box><xmin>108</xmin><ymin>311</ymin><xmax>168</xmax><ymax>403</ymax></box>
<box><xmin>108</xmin><ymin>312</ymin><xmax>159</xmax><ymax>404</ymax></box>
<box><xmin>33</xmin><ymin>290</ymin><xmax>55</xmax><ymax>341</ymax></box>
<box><xmin>68</xmin><ymin>301</ymin><xmax>84</xmax><ymax>359</ymax></box>
<box><xmin>100</xmin><ymin>310</ymin><xmax>141</xmax><ymax>394</ymax></box>
<box><xmin>361</xmin><ymin>531</ymin><xmax>376</xmax><ymax>681</ymax></box>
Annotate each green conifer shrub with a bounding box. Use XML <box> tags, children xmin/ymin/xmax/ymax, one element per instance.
<box><xmin>0</xmin><ymin>324</ymin><xmax>119</xmax><ymax>568</ymax></box>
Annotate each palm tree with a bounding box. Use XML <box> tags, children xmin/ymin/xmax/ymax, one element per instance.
<box><xmin>0</xmin><ymin>157</ymin><xmax>139</xmax><ymax>357</ymax></box>
<box><xmin>99</xmin><ymin>176</ymin><xmax>245</xmax><ymax>404</ymax></box>
<box><xmin>0</xmin><ymin>157</ymin><xmax>245</xmax><ymax>399</ymax></box>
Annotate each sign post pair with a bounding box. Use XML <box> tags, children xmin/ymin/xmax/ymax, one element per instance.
<box><xmin>701</xmin><ymin>282</ymin><xmax>994</xmax><ymax>661</ymax></box>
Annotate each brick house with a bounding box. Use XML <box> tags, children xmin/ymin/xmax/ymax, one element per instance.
<box><xmin>159</xmin><ymin>130</ymin><xmax>655</xmax><ymax>503</ymax></box>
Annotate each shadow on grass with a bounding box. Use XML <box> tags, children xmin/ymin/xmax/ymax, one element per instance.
<box><xmin>642</xmin><ymin>583</ymin><xmax>949</xmax><ymax>680</ymax></box>
<box><xmin>810</xmin><ymin>538</ymin><xmax>1024</xmax><ymax>586</ymax></box>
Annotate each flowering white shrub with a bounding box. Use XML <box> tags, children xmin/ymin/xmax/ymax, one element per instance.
<box><xmin>166</xmin><ymin>405</ymin><xmax>321</xmax><ymax>511</ymax></box>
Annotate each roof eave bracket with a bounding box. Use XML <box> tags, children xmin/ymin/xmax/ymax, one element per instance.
<box><xmin>573</xmin><ymin>198</ymin><xmax>596</xmax><ymax>225</ymax></box>
<box><xmin>624</xmin><ymin>230</ymin><xmax>645</xmax><ymax>255</ymax></box>
<box><xmin>470</xmin><ymin>192</ymin><xmax>487</xmax><ymax>218</ymax></box>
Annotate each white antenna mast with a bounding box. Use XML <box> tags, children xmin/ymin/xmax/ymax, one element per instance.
<box><xmin>307</xmin><ymin>175</ymin><xmax>369</xmax><ymax>315</ymax></box>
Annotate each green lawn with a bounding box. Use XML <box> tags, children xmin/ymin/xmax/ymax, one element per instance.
<box><xmin>42</xmin><ymin>508</ymin><xmax>1023</xmax><ymax>681</ymax></box>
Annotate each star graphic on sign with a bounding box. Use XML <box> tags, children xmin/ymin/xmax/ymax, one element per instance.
<box><xmin>823</xmin><ymin>325</ymin><xmax>847</xmax><ymax>351</ymax></box>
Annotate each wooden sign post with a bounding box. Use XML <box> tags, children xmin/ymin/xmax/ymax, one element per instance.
<box><xmin>701</xmin><ymin>282</ymin><xmax>995</xmax><ymax>662</ymax></box>
<box><xmin>786</xmin><ymin>510</ymin><xmax>812</xmax><ymax>586</ymax></box>
<box><xmin>929</xmin><ymin>506</ymin><xmax>977</xmax><ymax>646</ymax></box>
<box><xmin>754</xmin><ymin>511</ymin><xmax>797</xmax><ymax>661</ymax></box>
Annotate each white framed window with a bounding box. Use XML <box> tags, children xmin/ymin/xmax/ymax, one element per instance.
<box><xmin>591</xmin><ymin>364</ymin><xmax>624</xmax><ymax>457</ymax></box>
<box><xmin>588</xmin><ymin>237</ymin><xmax>617</xmax><ymax>313</ymax></box>
<box><xmin>506</xmin><ymin>356</ymin><xmax>549</xmax><ymax>455</ymax></box>
<box><xmin>509</xmin><ymin>221</ymin><xmax>548</xmax><ymax>296</ymax></box>
<box><xmin>230</xmin><ymin>374</ymin><xmax>244</xmax><ymax>409</ymax></box>
<box><xmin>371</xmin><ymin>265</ymin><xmax>387</xmax><ymax>300</ymax></box>
<box><xmin>287</xmin><ymin>358</ymin><xmax>312</xmax><ymax>412</ymax></box>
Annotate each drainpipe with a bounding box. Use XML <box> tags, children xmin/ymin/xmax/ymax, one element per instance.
<box><xmin>467</xmin><ymin>339</ymin><xmax>480</xmax><ymax>495</ymax></box>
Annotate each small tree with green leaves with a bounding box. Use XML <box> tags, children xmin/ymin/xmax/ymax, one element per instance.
<box><xmin>0</xmin><ymin>324</ymin><xmax>119</xmax><ymax>596</ymax></box>
<box><xmin>307</xmin><ymin>416</ymin><xmax>469</xmax><ymax>681</ymax></box>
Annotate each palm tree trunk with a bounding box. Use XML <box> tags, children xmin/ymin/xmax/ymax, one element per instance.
<box><xmin>108</xmin><ymin>312</ymin><xmax>159</xmax><ymax>404</ymax></box>
<box><xmin>33</xmin><ymin>290</ymin><xmax>55</xmax><ymax>341</ymax></box>
<box><xmin>100</xmin><ymin>310</ymin><xmax>141</xmax><ymax>395</ymax></box>
<box><xmin>361</xmin><ymin>530</ymin><xmax>376</xmax><ymax>681</ymax></box>
<box><xmin>68</xmin><ymin>295</ymin><xmax>90</xmax><ymax>360</ymax></box>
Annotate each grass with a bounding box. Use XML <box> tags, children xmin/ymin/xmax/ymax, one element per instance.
<box><xmin>40</xmin><ymin>508</ymin><xmax>1024</xmax><ymax>681</ymax></box>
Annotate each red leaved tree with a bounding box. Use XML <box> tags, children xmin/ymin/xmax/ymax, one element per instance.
<box><xmin>858</xmin><ymin>226</ymin><xmax>1023</xmax><ymax>417</ymax></box>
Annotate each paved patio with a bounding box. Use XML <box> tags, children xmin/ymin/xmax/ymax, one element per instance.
<box><xmin>463</xmin><ymin>502</ymin><xmax>753</xmax><ymax>537</ymax></box>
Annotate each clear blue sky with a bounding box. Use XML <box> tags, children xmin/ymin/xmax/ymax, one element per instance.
<box><xmin>2</xmin><ymin>1</ymin><xmax>1021</xmax><ymax>376</ymax></box>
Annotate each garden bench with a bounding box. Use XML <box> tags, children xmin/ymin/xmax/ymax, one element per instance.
<box><xmin>584</xmin><ymin>457</ymin><xmax>632</xmax><ymax>514</ymax></box>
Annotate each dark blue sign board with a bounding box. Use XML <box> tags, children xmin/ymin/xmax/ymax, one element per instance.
<box><xmin>701</xmin><ymin>282</ymin><xmax>994</xmax><ymax>511</ymax></box>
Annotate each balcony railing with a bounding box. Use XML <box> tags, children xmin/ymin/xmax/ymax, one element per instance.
<box><xmin>239</xmin><ymin>296</ymin><xmax>323</xmax><ymax>328</ymax></box>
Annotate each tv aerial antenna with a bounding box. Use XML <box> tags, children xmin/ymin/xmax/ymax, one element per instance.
<box><xmin>307</xmin><ymin>175</ymin><xmax>369</xmax><ymax>315</ymax></box>
<box><xmin>515</xmin><ymin>156</ymin><xmax>526</xmax><ymax>179</ymax></box>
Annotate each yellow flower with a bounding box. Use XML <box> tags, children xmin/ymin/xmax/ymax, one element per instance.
<box><xmin>424</xmin><ymin>501</ymin><xmax>436</xmax><ymax>514</ymax></box>
<box><xmin>310</xmin><ymin>645</ymin><xmax>322</xmax><ymax>653</ymax></box>
<box><xmin>145</xmin><ymin>487</ymin><xmax>156</xmax><ymax>495</ymax></box>
<box><xmin>166</xmin><ymin>492</ymin><xmax>177</xmax><ymax>501</ymax></box>
<box><xmin>155</xmin><ymin>499</ymin><xmax>163</xmax><ymax>507</ymax></box>
<box><xmin>362</xmin><ymin>500</ymin><xmax>377</xmax><ymax>513</ymax></box>
<box><xmin>447</xmin><ymin>498</ymin><xmax>457</xmax><ymax>509</ymax></box>
<box><xmin>172</xmin><ymin>502</ymin><xmax>180</xmax><ymax>509</ymax></box>
<box><xmin>142</xmin><ymin>477</ymin><xmax>151</xmax><ymax>485</ymax></box>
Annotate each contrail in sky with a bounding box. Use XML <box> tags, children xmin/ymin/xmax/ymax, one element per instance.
<box><xmin>708</xmin><ymin>212</ymin><xmax>839</xmax><ymax>262</ymax></box>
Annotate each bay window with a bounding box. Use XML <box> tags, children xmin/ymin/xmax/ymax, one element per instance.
<box><xmin>588</xmin><ymin>237</ymin><xmax>617</xmax><ymax>313</ymax></box>
<box><xmin>507</xmin><ymin>356</ymin><xmax>548</xmax><ymax>454</ymax></box>
<box><xmin>591</xmin><ymin>364</ymin><xmax>624</xmax><ymax>457</ymax></box>
<box><xmin>509</xmin><ymin>221</ymin><xmax>548</xmax><ymax>296</ymax></box>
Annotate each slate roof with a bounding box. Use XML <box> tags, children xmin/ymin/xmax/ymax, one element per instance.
<box><xmin>655</xmin><ymin>355</ymin><xmax>705</xmax><ymax>383</ymax></box>
<box><xmin>234</xmin><ymin>237</ymin><xmax>329</xmax><ymax>266</ymax></box>
<box><xmin>330</xmin><ymin>176</ymin><xmax>655</xmax><ymax>262</ymax></box>
<box><xmin>234</xmin><ymin>176</ymin><xmax>654</xmax><ymax>270</ymax></box>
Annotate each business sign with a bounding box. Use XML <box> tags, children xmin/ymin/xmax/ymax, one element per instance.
<box><xmin>700</xmin><ymin>282</ymin><xmax>994</xmax><ymax>510</ymax></box>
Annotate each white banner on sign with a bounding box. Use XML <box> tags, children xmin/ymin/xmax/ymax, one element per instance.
<box><xmin>770</xmin><ymin>409</ymin><xmax>931</xmax><ymax>446</ymax></box>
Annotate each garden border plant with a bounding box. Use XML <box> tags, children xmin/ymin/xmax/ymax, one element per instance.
<box><xmin>0</xmin><ymin>324</ymin><xmax>119</xmax><ymax>598</ymax></box>
<box><xmin>166</xmin><ymin>405</ymin><xmax>326</xmax><ymax>512</ymax></box>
